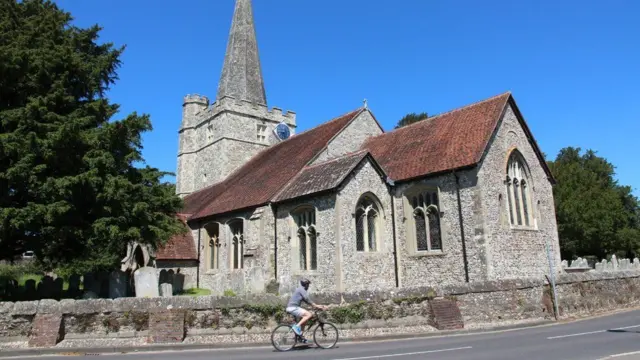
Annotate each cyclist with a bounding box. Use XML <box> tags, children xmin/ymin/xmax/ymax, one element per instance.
<box><xmin>285</xmin><ymin>278</ymin><xmax>327</xmax><ymax>339</ymax></box>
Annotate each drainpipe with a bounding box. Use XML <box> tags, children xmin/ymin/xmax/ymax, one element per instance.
<box><xmin>454</xmin><ymin>172</ymin><xmax>470</xmax><ymax>283</ymax></box>
<box><xmin>196</xmin><ymin>226</ymin><xmax>201</xmax><ymax>289</ymax></box>
<box><xmin>273</xmin><ymin>203</ymin><xmax>278</xmax><ymax>281</ymax></box>
<box><xmin>385</xmin><ymin>176</ymin><xmax>400</xmax><ymax>288</ymax></box>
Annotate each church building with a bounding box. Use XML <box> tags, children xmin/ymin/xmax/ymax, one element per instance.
<box><xmin>154</xmin><ymin>0</ymin><xmax>562</xmax><ymax>295</ymax></box>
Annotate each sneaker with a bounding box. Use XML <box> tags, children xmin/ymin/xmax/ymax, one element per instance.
<box><xmin>300</xmin><ymin>336</ymin><xmax>308</xmax><ymax>344</ymax></box>
<box><xmin>291</xmin><ymin>325</ymin><xmax>302</xmax><ymax>335</ymax></box>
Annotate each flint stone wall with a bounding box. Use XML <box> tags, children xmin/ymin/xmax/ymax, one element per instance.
<box><xmin>2</xmin><ymin>271</ymin><xmax>640</xmax><ymax>346</ymax></box>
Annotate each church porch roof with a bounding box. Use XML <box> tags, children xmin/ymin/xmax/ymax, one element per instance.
<box><xmin>156</xmin><ymin>214</ymin><xmax>197</xmax><ymax>261</ymax></box>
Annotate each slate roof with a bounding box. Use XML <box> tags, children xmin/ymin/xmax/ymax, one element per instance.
<box><xmin>184</xmin><ymin>108</ymin><xmax>365</xmax><ymax>221</ymax></box>
<box><xmin>362</xmin><ymin>92</ymin><xmax>511</xmax><ymax>181</ymax></box>
<box><xmin>272</xmin><ymin>150</ymin><xmax>371</xmax><ymax>203</ymax></box>
<box><xmin>156</xmin><ymin>214</ymin><xmax>197</xmax><ymax>260</ymax></box>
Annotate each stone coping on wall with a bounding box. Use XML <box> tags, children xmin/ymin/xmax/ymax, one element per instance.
<box><xmin>2</xmin><ymin>270</ymin><xmax>640</xmax><ymax>315</ymax></box>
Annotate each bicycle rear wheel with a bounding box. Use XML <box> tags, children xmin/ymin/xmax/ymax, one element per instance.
<box><xmin>271</xmin><ymin>324</ymin><xmax>297</xmax><ymax>351</ymax></box>
<box><xmin>313</xmin><ymin>322</ymin><xmax>339</xmax><ymax>349</ymax></box>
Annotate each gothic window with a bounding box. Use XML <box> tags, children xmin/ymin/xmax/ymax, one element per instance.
<box><xmin>505</xmin><ymin>150</ymin><xmax>534</xmax><ymax>227</ymax></box>
<box><xmin>206</xmin><ymin>223</ymin><xmax>220</xmax><ymax>270</ymax></box>
<box><xmin>293</xmin><ymin>207</ymin><xmax>317</xmax><ymax>271</ymax></box>
<box><xmin>355</xmin><ymin>194</ymin><xmax>381</xmax><ymax>252</ymax></box>
<box><xmin>228</xmin><ymin>220</ymin><xmax>244</xmax><ymax>269</ymax></box>
<box><xmin>256</xmin><ymin>124</ymin><xmax>267</xmax><ymax>143</ymax></box>
<box><xmin>409</xmin><ymin>189</ymin><xmax>442</xmax><ymax>252</ymax></box>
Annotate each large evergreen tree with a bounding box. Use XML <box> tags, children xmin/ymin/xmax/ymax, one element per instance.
<box><xmin>548</xmin><ymin>147</ymin><xmax>640</xmax><ymax>260</ymax></box>
<box><xmin>0</xmin><ymin>0</ymin><xmax>185</xmax><ymax>272</ymax></box>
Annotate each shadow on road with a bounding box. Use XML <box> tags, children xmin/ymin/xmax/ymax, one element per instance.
<box><xmin>607</xmin><ymin>329</ymin><xmax>640</xmax><ymax>334</ymax></box>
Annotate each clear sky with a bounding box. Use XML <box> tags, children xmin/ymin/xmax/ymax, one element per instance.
<box><xmin>54</xmin><ymin>0</ymin><xmax>639</xmax><ymax>195</ymax></box>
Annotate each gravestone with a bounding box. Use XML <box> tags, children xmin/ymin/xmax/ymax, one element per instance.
<box><xmin>83</xmin><ymin>272</ymin><xmax>101</xmax><ymax>296</ymax></box>
<box><xmin>160</xmin><ymin>283</ymin><xmax>173</xmax><ymax>297</ymax></box>
<box><xmin>38</xmin><ymin>276</ymin><xmax>55</xmax><ymax>299</ymax></box>
<box><xmin>134</xmin><ymin>267</ymin><xmax>159</xmax><ymax>298</ymax></box>
<box><xmin>67</xmin><ymin>274</ymin><xmax>81</xmax><ymax>298</ymax></box>
<box><xmin>24</xmin><ymin>279</ymin><xmax>37</xmax><ymax>300</ymax></box>
<box><xmin>109</xmin><ymin>271</ymin><xmax>128</xmax><ymax>299</ymax></box>
<box><xmin>173</xmin><ymin>270</ymin><xmax>185</xmax><ymax>294</ymax></box>
<box><xmin>52</xmin><ymin>278</ymin><xmax>64</xmax><ymax>300</ymax></box>
<box><xmin>561</xmin><ymin>260</ymin><xmax>568</xmax><ymax>269</ymax></box>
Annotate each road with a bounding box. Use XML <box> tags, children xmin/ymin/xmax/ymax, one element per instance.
<box><xmin>12</xmin><ymin>310</ymin><xmax>640</xmax><ymax>360</ymax></box>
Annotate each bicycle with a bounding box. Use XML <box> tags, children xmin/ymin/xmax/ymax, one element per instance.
<box><xmin>270</xmin><ymin>310</ymin><xmax>339</xmax><ymax>351</ymax></box>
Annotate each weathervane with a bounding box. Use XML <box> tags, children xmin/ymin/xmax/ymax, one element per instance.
<box><xmin>363</xmin><ymin>98</ymin><xmax>368</xmax><ymax>109</ymax></box>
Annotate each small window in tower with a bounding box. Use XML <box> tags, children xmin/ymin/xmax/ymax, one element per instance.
<box><xmin>206</xmin><ymin>124</ymin><xmax>214</xmax><ymax>142</ymax></box>
<box><xmin>257</xmin><ymin>124</ymin><xmax>267</xmax><ymax>142</ymax></box>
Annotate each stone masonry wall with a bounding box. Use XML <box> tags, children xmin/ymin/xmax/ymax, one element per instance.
<box><xmin>393</xmin><ymin>169</ymin><xmax>480</xmax><ymax>288</ymax></box>
<box><xmin>275</xmin><ymin>194</ymin><xmax>338</xmax><ymax>295</ymax></box>
<box><xmin>4</xmin><ymin>271</ymin><xmax>640</xmax><ymax>348</ymax></box>
<box><xmin>312</xmin><ymin>110</ymin><xmax>383</xmax><ymax>165</ymax></box>
<box><xmin>336</xmin><ymin>158</ymin><xmax>396</xmax><ymax>292</ymax></box>
<box><xmin>196</xmin><ymin>206</ymin><xmax>274</xmax><ymax>296</ymax></box>
<box><xmin>477</xmin><ymin>103</ymin><xmax>562</xmax><ymax>280</ymax></box>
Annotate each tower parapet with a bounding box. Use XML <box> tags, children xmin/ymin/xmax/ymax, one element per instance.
<box><xmin>182</xmin><ymin>94</ymin><xmax>210</xmax><ymax>129</ymax></box>
<box><xmin>202</xmin><ymin>95</ymin><xmax>296</xmax><ymax>128</ymax></box>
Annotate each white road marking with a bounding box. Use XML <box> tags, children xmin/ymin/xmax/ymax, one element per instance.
<box><xmin>547</xmin><ymin>324</ymin><xmax>640</xmax><ymax>339</ymax></box>
<box><xmin>329</xmin><ymin>346</ymin><xmax>473</xmax><ymax>360</ymax></box>
<box><xmin>598</xmin><ymin>350</ymin><xmax>640</xmax><ymax>359</ymax></box>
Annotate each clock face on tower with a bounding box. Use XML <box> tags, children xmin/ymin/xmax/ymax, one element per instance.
<box><xmin>275</xmin><ymin>123</ymin><xmax>290</xmax><ymax>140</ymax></box>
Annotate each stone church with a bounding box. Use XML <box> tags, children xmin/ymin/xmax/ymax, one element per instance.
<box><xmin>154</xmin><ymin>0</ymin><xmax>562</xmax><ymax>295</ymax></box>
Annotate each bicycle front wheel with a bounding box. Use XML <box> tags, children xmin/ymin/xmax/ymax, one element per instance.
<box><xmin>313</xmin><ymin>322</ymin><xmax>339</xmax><ymax>349</ymax></box>
<box><xmin>271</xmin><ymin>324</ymin><xmax>297</xmax><ymax>351</ymax></box>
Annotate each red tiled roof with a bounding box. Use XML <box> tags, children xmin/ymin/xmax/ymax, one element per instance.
<box><xmin>272</xmin><ymin>150</ymin><xmax>370</xmax><ymax>203</ymax></box>
<box><xmin>156</xmin><ymin>214</ymin><xmax>197</xmax><ymax>260</ymax></box>
<box><xmin>363</xmin><ymin>92</ymin><xmax>511</xmax><ymax>182</ymax></box>
<box><xmin>186</xmin><ymin>108</ymin><xmax>365</xmax><ymax>220</ymax></box>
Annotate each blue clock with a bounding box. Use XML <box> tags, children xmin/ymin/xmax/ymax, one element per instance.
<box><xmin>275</xmin><ymin>123</ymin><xmax>290</xmax><ymax>140</ymax></box>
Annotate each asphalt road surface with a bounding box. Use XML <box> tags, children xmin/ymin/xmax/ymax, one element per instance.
<box><xmin>13</xmin><ymin>310</ymin><xmax>640</xmax><ymax>360</ymax></box>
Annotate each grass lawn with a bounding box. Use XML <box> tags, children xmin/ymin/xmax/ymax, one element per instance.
<box><xmin>178</xmin><ymin>288</ymin><xmax>212</xmax><ymax>296</ymax></box>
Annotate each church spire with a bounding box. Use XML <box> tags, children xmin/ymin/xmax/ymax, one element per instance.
<box><xmin>216</xmin><ymin>0</ymin><xmax>267</xmax><ymax>105</ymax></box>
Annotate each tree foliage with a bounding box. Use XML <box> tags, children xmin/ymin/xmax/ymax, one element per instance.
<box><xmin>548</xmin><ymin>147</ymin><xmax>640</xmax><ymax>260</ymax></box>
<box><xmin>0</xmin><ymin>0</ymin><xmax>185</xmax><ymax>273</ymax></box>
<box><xmin>395</xmin><ymin>112</ymin><xmax>429</xmax><ymax>129</ymax></box>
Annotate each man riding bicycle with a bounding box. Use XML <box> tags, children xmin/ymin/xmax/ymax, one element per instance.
<box><xmin>286</xmin><ymin>278</ymin><xmax>327</xmax><ymax>340</ymax></box>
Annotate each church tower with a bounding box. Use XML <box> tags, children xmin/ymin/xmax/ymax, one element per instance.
<box><xmin>176</xmin><ymin>0</ymin><xmax>297</xmax><ymax>197</ymax></box>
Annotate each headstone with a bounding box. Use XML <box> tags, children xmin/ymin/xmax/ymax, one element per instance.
<box><xmin>52</xmin><ymin>278</ymin><xmax>64</xmax><ymax>300</ymax></box>
<box><xmin>159</xmin><ymin>269</ymin><xmax>169</xmax><ymax>284</ymax></box>
<box><xmin>160</xmin><ymin>283</ymin><xmax>173</xmax><ymax>297</ymax></box>
<box><xmin>24</xmin><ymin>279</ymin><xmax>37</xmax><ymax>300</ymax></box>
<box><xmin>173</xmin><ymin>270</ymin><xmax>185</xmax><ymax>294</ymax></box>
<box><xmin>562</xmin><ymin>260</ymin><xmax>568</xmax><ymax>269</ymax></box>
<box><xmin>83</xmin><ymin>272</ymin><xmax>101</xmax><ymax>296</ymax></box>
<box><xmin>67</xmin><ymin>274</ymin><xmax>81</xmax><ymax>298</ymax></box>
<box><xmin>37</xmin><ymin>276</ymin><xmax>55</xmax><ymax>299</ymax></box>
<box><xmin>612</xmin><ymin>255</ymin><xmax>619</xmax><ymax>270</ymax></box>
<box><xmin>634</xmin><ymin>258</ymin><xmax>640</xmax><ymax>269</ymax></box>
<box><xmin>134</xmin><ymin>267</ymin><xmax>159</xmax><ymax>298</ymax></box>
<box><xmin>595</xmin><ymin>262</ymin><xmax>603</xmax><ymax>272</ymax></box>
<box><xmin>82</xmin><ymin>291</ymin><xmax>98</xmax><ymax>299</ymax></box>
<box><xmin>109</xmin><ymin>271</ymin><xmax>128</xmax><ymax>299</ymax></box>
<box><xmin>97</xmin><ymin>271</ymin><xmax>110</xmax><ymax>298</ymax></box>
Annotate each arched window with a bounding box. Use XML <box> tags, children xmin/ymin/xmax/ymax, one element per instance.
<box><xmin>355</xmin><ymin>194</ymin><xmax>381</xmax><ymax>252</ymax></box>
<box><xmin>294</xmin><ymin>207</ymin><xmax>317</xmax><ymax>271</ymax></box>
<box><xmin>205</xmin><ymin>223</ymin><xmax>220</xmax><ymax>270</ymax></box>
<box><xmin>410</xmin><ymin>190</ymin><xmax>442</xmax><ymax>252</ymax></box>
<box><xmin>505</xmin><ymin>150</ymin><xmax>534</xmax><ymax>227</ymax></box>
<box><xmin>228</xmin><ymin>220</ymin><xmax>244</xmax><ymax>269</ymax></box>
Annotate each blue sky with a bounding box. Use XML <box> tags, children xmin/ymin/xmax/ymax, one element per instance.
<box><xmin>54</xmin><ymin>0</ymin><xmax>639</xmax><ymax>195</ymax></box>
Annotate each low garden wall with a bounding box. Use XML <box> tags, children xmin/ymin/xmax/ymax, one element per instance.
<box><xmin>2</xmin><ymin>270</ymin><xmax>640</xmax><ymax>349</ymax></box>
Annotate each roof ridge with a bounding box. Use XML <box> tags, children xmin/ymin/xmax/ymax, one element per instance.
<box><xmin>303</xmin><ymin>149</ymin><xmax>369</xmax><ymax>170</ymax></box>
<box><xmin>384</xmin><ymin>91</ymin><xmax>511</xmax><ymax>134</ymax></box>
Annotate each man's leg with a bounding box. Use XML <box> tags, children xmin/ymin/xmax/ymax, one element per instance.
<box><xmin>291</xmin><ymin>308</ymin><xmax>311</xmax><ymax>336</ymax></box>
